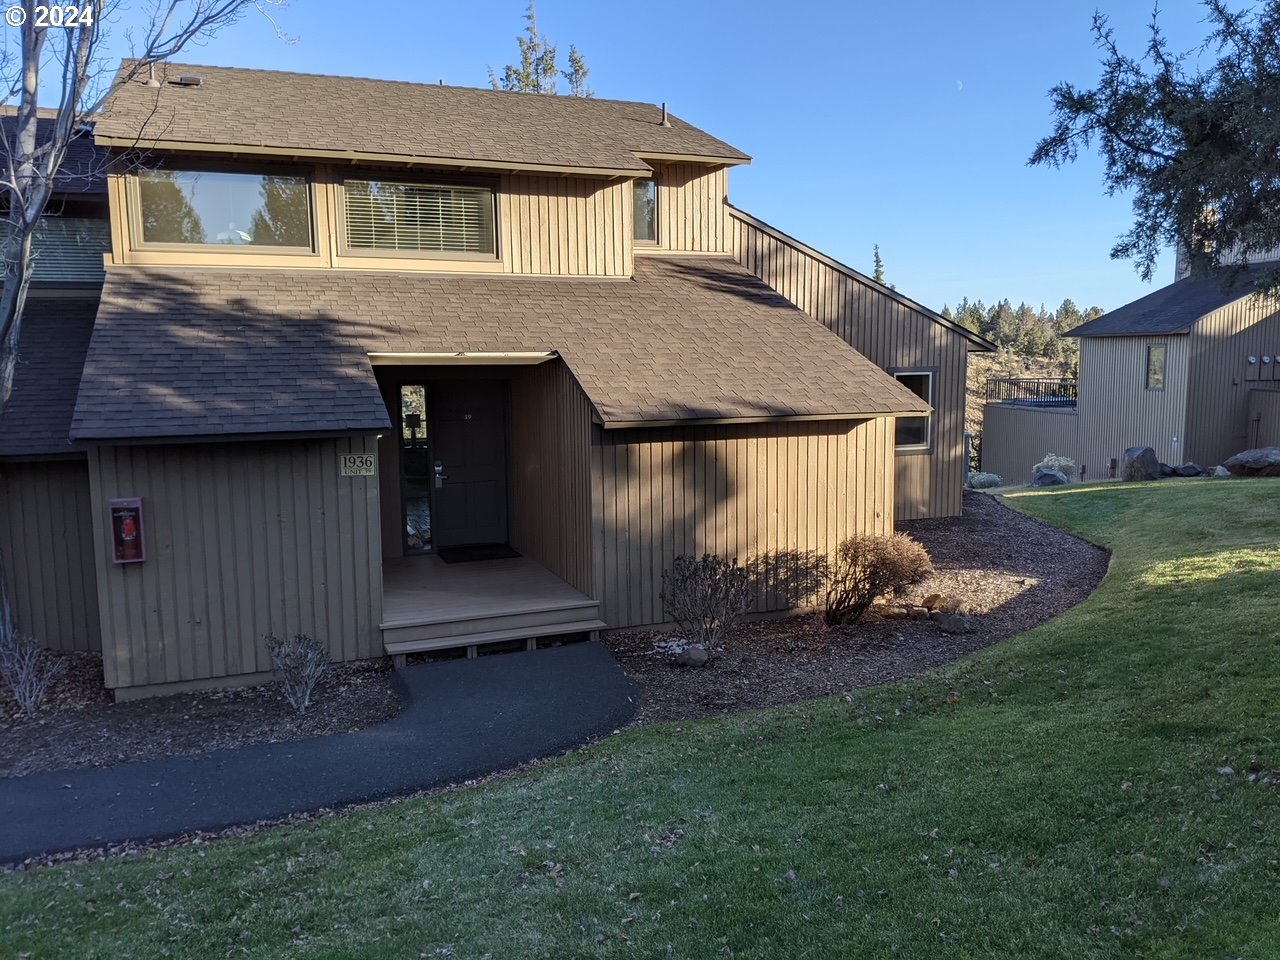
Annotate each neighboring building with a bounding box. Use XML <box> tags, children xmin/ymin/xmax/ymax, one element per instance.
<box><xmin>982</xmin><ymin>261</ymin><xmax>1280</xmax><ymax>482</ymax></box>
<box><xmin>1</xmin><ymin>63</ymin><xmax>989</xmax><ymax>697</ymax></box>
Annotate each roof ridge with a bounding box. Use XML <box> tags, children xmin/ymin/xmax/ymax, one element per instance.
<box><xmin>118</xmin><ymin>59</ymin><xmax>684</xmax><ymax>114</ymax></box>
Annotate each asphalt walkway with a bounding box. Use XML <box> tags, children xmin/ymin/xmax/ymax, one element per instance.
<box><xmin>0</xmin><ymin>641</ymin><xmax>636</xmax><ymax>862</ymax></box>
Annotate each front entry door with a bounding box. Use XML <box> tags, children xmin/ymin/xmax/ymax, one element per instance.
<box><xmin>431</xmin><ymin>380</ymin><xmax>509</xmax><ymax>547</ymax></box>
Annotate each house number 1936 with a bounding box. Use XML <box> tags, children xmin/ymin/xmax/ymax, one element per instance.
<box><xmin>339</xmin><ymin>453</ymin><xmax>376</xmax><ymax>477</ymax></box>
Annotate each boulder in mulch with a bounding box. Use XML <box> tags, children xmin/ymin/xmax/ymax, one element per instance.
<box><xmin>1122</xmin><ymin>446</ymin><xmax>1161</xmax><ymax>481</ymax></box>
<box><xmin>675</xmin><ymin>646</ymin><xmax>710</xmax><ymax>667</ymax></box>
<box><xmin>1030</xmin><ymin>468</ymin><xmax>1069</xmax><ymax>487</ymax></box>
<box><xmin>1224</xmin><ymin>446</ymin><xmax>1280</xmax><ymax>477</ymax></box>
<box><xmin>1174</xmin><ymin>463</ymin><xmax>1205</xmax><ymax>477</ymax></box>
<box><xmin>935</xmin><ymin>614</ymin><xmax>976</xmax><ymax>635</ymax></box>
<box><xmin>1158</xmin><ymin>462</ymin><xmax>1176</xmax><ymax>478</ymax></box>
<box><xmin>1214</xmin><ymin>465</ymin><xmax>1232</xmax><ymax>478</ymax></box>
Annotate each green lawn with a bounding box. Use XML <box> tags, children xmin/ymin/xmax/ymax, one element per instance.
<box><xmin>4</xmin><ymin>481</ymin><xmax>1280</xmax><ymax>959</ymax></box>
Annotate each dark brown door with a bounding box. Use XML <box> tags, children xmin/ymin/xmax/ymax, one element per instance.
<box><xmin>431</xmin><ymin>380</ymin><xmax>509</xmax><ymax>547</ymax></box>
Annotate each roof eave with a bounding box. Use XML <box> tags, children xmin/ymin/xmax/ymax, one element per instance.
<box><xmin>601</xmin><ymin>408</ymin><xmax>925</xmax><ymax>429</ymax></box>
<box><xmin>93</xmin><ymin>136</ymin><xmax>648</xmax><ymax>179</ymax></box>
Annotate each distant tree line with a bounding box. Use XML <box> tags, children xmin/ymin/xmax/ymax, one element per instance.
<box><xmin>942</xmin><ymin>297</ymin><xmax>1104</xmax><ymax>367</ymax></box>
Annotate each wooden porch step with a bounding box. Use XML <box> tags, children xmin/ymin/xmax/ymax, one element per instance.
<box><xmin>384</xmin><ymin>617</ymin><xmax>609</xmax><ymax>656</ymax></box>
<box><xmin>380</xmin><ymin>597</ymin><xmax>600</xmax><ymax>641</ymax></box>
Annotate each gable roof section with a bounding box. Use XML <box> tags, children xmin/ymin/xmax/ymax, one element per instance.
<box><xmin>94</xmin><ymin>62</ymin><xmax>750</xmax><ymax>176</ymax></box>
<box><xmin>727</xmin><ymin>205</ymin><xmax>996</xmax><ymax>351</ymax></box>
<box><xmin>0</xmin><ymin>297</ymin><xmax>98</xmax><ymax>458</ymax></box>
<box><xmin>1068</xmin><ymin>265</ymin><xmax>1276</xmax><ymax>337</ymax></box>
<box><xmin>71</xmin><ymin>256</ymin><xmax>929</xmax><ymax>442</ymax></box>
<box><xmin>0</xmin><ymin>111</ymin><xmax>106</xmax><ymax>195</ymax></box>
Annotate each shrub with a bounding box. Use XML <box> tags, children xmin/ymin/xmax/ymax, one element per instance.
<box><xmin>966</xmin><ymin>471</ymin><xmax>1003</xmax><ymax>490</ymax></box>
<box><xmin>660</xmin><ymin>554</ymin><xmax>752</xmax><ymax>653</ymax></box>
<box><xmin>1032</xmin><ymin>452</ymin><xmax>1076</xmax><ymax>480</ymax></box>
<box><xmin>822</xmin><ymin>534</ymin><xmax>933</xmax><ymax>626</ymax></box>
<box><xmin>0</xmin><ymin>631</ymin><xmax>65</xmax><ymax>718</ymax></box>
<box><xmin>265</xmin><ymin>633</ymin><xmax>330</xmax><ymax>713</ymax></box>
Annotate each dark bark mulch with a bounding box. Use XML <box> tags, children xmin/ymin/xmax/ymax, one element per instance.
<box><xmin>0</xmin><ymin>657</ymin><xmax>400</xmax><ymax>778</ymax></box>
<box><xmin>604</xmin><ymin>491</ymin><xmax>1109</xmax><ymax>725</ymax></box>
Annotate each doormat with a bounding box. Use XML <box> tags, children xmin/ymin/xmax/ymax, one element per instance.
<box><xmin>437</xmin><ymin>544</ymin><xmax>522</xmax><ymax>564</ymax></box>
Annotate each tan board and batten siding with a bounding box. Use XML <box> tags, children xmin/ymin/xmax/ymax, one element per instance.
<box><xmin>1185</xmin><ymin>295</ymin><xmax>1280</xmax><ymax>466</ymax></box>
<box><xmin>509</xmin><ymin>360</ymin><xmax>596</xmax><ymax>595</ymax></box>
<box><xmin>592</xmin><ymin>417</ymin><xmax>895</xmax><ymax>628</ymax></box>
<box><xmin>978</xmin><ymin>407</ymin><xmax>1080</xmax><ymax>483</ymax></box>
<box><xmin>87</xmin><ymin>436</ymin><xmax>382</xmax><ymax>692</ymax></box>
<box><xmin>1073</xmin><ymin>335</ymin><xmax>1190</xmax><ymax>471</ymax></box>
<box><xmin>728</xmin><ymin>208</ymin><xmax>969</xmax><ymax>519</ymax></box>
<box><xmin>0</xmin><ymin>460</ymin><xmax>102</xmax><ymax>651</ymax></box>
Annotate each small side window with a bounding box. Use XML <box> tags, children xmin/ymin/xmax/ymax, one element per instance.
<box><xmin>894</xmin><ymin>371</ymin><xmax>933</xmax><ymax>450</ymax></box>
<box><xmin>1146</xmin><ymin>344</ymin><xmax>1167</xmax><ymax>391</ymax></box>
<box><xmin>633</xmin><ymin>178</ymin><xmax>657</xmax><ymax>243</ymax></box>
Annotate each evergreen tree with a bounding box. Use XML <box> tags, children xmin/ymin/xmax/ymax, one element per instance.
<box><xmin>488</xmin><ymin>3</ymin><xmax>593</xmax><ymax>98</ymax></box>
<box><xmin>872</xmin><ymin>244</ymin><xmax>886</xmax><ymax>285</ymax></box>
<box><xmin>1031</xmin><ymin>1</ymin><xmax>1280</xmax><ymax>290</ymax></box>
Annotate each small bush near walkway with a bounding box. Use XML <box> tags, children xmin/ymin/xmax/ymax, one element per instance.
<box><xmin>264</xmin><ymin>633</ymin><xmax>329</xmax><ymax>713</ymax></box>
<box><xmin>660</xmin><ymin>554</ymin><xmax>752</xmax><ymax>654</ymax></box>
<box><xmin>0</xmin><ymin>632</ymin><xmax>65</xmax><ymax>718</ymax></box>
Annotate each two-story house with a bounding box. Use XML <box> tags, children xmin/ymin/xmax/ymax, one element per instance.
<box><xmin>981</xmin><ymin>247</ymin><xmax>1280</xmax><ymax>482</ymax></box>
<box><xmin>0</xmin><ymin>63</ymin><xmax>990</xmax><ymax>698</ymax></box>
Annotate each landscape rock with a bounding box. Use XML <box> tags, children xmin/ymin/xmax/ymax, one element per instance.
<box><xmin>1121</xmin><ymin>446</ymin><xmax>1161</xmax><ymax>482</ymax></box>
<box><xmin>1224</xmin><ymin>446</ymin><xmax>1280</xmax><ymax>477</ymax></box>
<box><xmin>921</xmin><ymin>593</ymin><xmax>943</xmax><ymax>610</ymax></box>
<box><xmin>935</xmin><ymin>613</ymin><xmax>976</xmax><ymax>635</ymax></box>
<box><xmin>1030</xmin><ymin>468</ymin><xmax>1069</xmax><ymax>487</ymax></box>
<box><xmin>675</xmin><ymin>645</ymin><xmax>710</xmax><ymax>667</ymax></box>
<box><xmin>1214</xmin><ymin>465</ymin><xmax>1232</xmax><ymax>478</ymax></box>
<box><xmin>1174</xmin><ymin>462</ymin><xmax>1205</xmax><ymax>477</ymax></box>
<box><xmin>1158</xmin><ymin>462</ymin><xmax>1176</xmax><ymax>478</ymax></box>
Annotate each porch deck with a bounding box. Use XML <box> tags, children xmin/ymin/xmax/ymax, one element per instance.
<box><xmin>380</xmin><ymin>555</ymin><xmax>606</xmax><ymax>657</ymax></box>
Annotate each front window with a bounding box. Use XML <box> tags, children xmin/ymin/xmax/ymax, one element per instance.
<box><xmin>633</xmin><ymin>178</ymin><xmax>657</xmax><ymax>243</ymax></box>
<box><xmin>1146</xmin><ymin>344</ymin><xmax>1167</xmax><ymax>390</ymax></box>
<box><xmin>894</xmin><ymin>371</ymin><xmax>933</xmax><ymax>449</ymax></box>
<box><xmin>135</xmin><ymin>169</ymin><xmax>313</xmax><ymax>248</ymax></box>
<box><xmin>344</xmin><ymin>180</ymin><xmax>495</xmax><ymax>256</ymax></box>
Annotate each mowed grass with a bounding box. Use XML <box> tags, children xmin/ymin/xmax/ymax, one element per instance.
<box><xmin>4</xmin><ymin>481</ymin><xmax>1280</xmax><ymax>959</ymax></box>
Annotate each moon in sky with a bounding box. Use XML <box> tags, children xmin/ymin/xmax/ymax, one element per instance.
<box><xmin>956</xmin><ymin>80</ymin><xmax>964</xmax><ymax>93</ymax></box>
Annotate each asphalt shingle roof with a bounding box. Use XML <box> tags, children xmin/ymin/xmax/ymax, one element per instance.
<box><xmin>0</xmin><ymin>112</ymin><xmax>106</xmax><ymax>195</ymax></box>
<box><xmin>0</xmin><ymin>297</ymin><xmax>98</xmax><ymax>457</ymax></box>
<box><xmin>1068</xmin><ymin>264</ymin><xmax>1277</xmax><ymax>337</ymax></box>
<box><xmin>95</xmin><ymin>62</ymin><xmax>750</xmax><ymax>174</ymax></box>
<box><xmin>71</xmin><ymin>256</ymin><xmax>928</xmax><ymax>441</ymax></box>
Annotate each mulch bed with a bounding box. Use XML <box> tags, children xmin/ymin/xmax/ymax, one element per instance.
<box><xmin>0</xmin><ymin>657</ymin><xmax>400</xmax><ymax>778</ymax></box>
<box><xmin>604</xmin><ymin>491</ymin><xmax>1110</xmax><ymax>725</ymax></box>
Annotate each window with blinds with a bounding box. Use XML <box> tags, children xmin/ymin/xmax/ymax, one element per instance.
<box><xmin>343</xmin><ymin>180</ymin><xmax>496</xmax><ymax>256</ymax></box>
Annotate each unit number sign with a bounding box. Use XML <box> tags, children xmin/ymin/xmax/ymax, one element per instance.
<box><xmin>340</xmin><ymin>453</ymin><xmax>377</xmax><ymax>477</ymax></box>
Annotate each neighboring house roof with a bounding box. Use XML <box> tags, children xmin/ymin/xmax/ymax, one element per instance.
<box><xmin>726</xmin><ymin>205</ymin><xmax>996</xmax><ymax>351</ymax></box>
<box><xmin>95</xmin><ymin>62</ymin><xmax>750</xmax><ymax>176</ymax></box>
<box><xmin>71</xmin><ymin>255</ymin><xmax>929</xmax><ymax>442</ymax></box>
<box><xmin>1067</xmin><ymin>264</ymin><xmax>1275</xmax><ymax>337</ymax></box>
<box><xmin>0</xmin><ymin>297</ymin><xmax>98</xmax><ymax>458</ymax></box>
<box><xmin>0</xmin><ymin>110</ymin><xmax>106</xmax><ymax>195</ymax></box>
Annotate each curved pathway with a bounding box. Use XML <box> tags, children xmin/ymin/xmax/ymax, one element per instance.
<box><xmin>0</xmin><ymin>642</ymin><xmax>636</xmax><ymax>862</ymax></box>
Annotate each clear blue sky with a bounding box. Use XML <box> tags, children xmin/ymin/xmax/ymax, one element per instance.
<box><xmin>103</xmin><ymin>0</ymin><xmax>1222</xmax><ymax>314</ymax></box>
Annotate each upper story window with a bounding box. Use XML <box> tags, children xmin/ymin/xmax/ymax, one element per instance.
<box><xmin>134</xmin><ymin>169</ymin><xmax>313</xmax><ymax>250</ymax></box>
<box><xmin>1146</xmin><ymin>344</ymin><xmax>1167</xmax><ymax>390</ymax></box>
<box><xmin>343</xmin><ymin>179</ymin><xmax>496</xmax><ymax>257</ymax></box>
<box><xmin>633</xmin><ymin>178</ymin><xmax>657</xmax><ymax>243</ymax></box>
<box><xmin>893</xmin><ymin>371</ymin><xmax>933</xmax><ymax>450</ymax></box>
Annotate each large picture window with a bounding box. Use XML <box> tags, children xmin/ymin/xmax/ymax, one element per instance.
<box><xmin>893</xmin><ymin>371</ymin><xmax>933</xmax><ymax>450</ymax></box>
<box><xmin>633</xmin><ymin>178</ymin><xmax>657</xmax><ymax>243</ymax></box>
<box><xmin>343</xmin><ymin>180</ymin><xmax>495</xmax><ymax>256</ymax></box>
<box><xmin>1146</xmin><ymin>343</ymin><xmax>1167</xmax><ymax>390</ymax></box>
<box><xmin>135</xmin><ymin>169</ymin><xmax>313</xmax><ymax>249</ymax></box>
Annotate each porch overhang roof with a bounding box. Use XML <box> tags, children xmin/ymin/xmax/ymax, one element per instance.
<box><xmin>71</xmin><ymin>256</ymin><xmax>927</xmax><ymax>442</ymax></box>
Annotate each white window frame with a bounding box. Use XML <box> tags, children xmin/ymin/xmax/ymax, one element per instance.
<box><xmin>893</xmin><ymin>370</ymin><xmax>933</xmax><ymax>452</ymax></box>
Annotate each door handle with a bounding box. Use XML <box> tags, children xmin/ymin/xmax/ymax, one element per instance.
<box><xmin>434</xmin><ymin>461</ymin><xmax>448</xmax><ymax>488</ymax></box>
